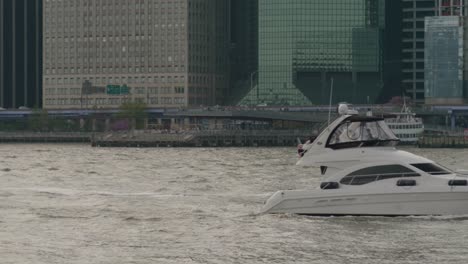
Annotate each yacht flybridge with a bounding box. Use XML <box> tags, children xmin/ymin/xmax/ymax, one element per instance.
<box><xmin>261</xmin><ymin>104</ymin><xmax>468</xmax><ymax>216</ymax></box>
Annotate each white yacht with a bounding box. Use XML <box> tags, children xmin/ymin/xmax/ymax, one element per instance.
<box><xmin>385</xmin><ymin>104</ymin><xmax>424</xmax><ymax>144</ymax></box>
<box><xmin>262</xmin><ymin>104</ymin><xmax>468</xmax><ymax>216</ymax></box>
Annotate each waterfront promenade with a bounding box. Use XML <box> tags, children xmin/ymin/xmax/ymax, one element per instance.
<box><xmin>0</xmin><ymin>128</ymin><xmax>319</xmax><ymax>147</ymax></box>
<box><xmin>92</xmin><ymin>129</ymin><xmax>317</xmax><ymax>147</ymax></box>
<box><xmin>0</xmin><ymin>132</ymin><xmax>91</xmax><ymax>143</ymax></box>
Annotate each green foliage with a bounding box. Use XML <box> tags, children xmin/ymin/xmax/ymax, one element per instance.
<box><xmin>0</xmin><ymin>120</ymin><xmax>27</xmax><ymax>131</ymax></box>
<box><xmin>117</xmin><ymin>102</ymin><xmax>148</xmax><ymax>129</ymax></box>
<box><xmin>28</xmin><ymin>108</ymin><xmax>49</xmax><ymax>131</ymax></box>
<box><xmin>118</xmin><ymin>102</ymin><xmax>147</xmax><ymax>119</ymax></box>
<box><xmin>26</xmin><ymin>109</ymin><xmax>79</xmax><ymax>132</ymax></box>
<box><xmin>49</xmin><ymin>118</ymin><xmax>75</xmax><ymax>132</ymax></box>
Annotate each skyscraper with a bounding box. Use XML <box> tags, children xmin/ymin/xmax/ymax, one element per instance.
<box><xmin>228</xmin><ymin>0</ymin><xmax>258</xmax><ymax>105</ymax></box>
<box><xmin>382</xmin><ymin>0</ymin><xmax>403</xmax><ymax>103</ymax></box>
<box><xmin>424</xmin><ymin>0</ymin><xmax>467</xmax><ymax>105</ymax></box>
<box><xmin>401</xmin><ymin>0</ymin><xmax>436</xmax><ymax>104</ymax></box>
<box><xmin>43</xmin><ymin>0</ymin><xmax>229</xmax><ymax>109</ymax></box>
<box><xmin>239</xmin><ymin>0</ymin><xmax>387</xmax><ymax>106</ymax></box>
<box><xmin>0</xmin><ymin>0</ymin><xmax>43</xmax><ymax>109</ymax></box>
<box><xmin>425</xmin><ymin>16</ymin><xmax>465</xmax><ymax>105</ymax></box>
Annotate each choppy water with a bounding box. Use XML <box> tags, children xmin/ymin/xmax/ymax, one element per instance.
<box><xmin>1</xmin><ymin>144</ymin><xmax>468</xmax><ymax>263</ymax></box>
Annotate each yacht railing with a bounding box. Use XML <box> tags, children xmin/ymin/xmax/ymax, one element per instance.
<box><xmin>385</xmin><ymin>117</ymin><xmax>423</xmax><ymax>124</ymax></box>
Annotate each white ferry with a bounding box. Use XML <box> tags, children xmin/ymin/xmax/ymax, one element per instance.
<box><xmin>385</xmin><ymin>105</ymin><xmax>424</xmax><ymax>144</ymax></box>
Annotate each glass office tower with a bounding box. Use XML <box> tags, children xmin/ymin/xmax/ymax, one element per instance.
<box><xmin>401</xmin><ymin>0</ymin><xmax>436</xmax><ymax>104</ymax></box>
<box><xmin>241</xmin><ymin>0</ymin><xmax>385</xmax><ymax>106</ymax></box>
<box><xmin>228</xmin><ymin>0</ymin><xmax>258</xmax><ymax>105</ymax></box>
<box><xmin>0</xmin><ymin>0</ymin><xmax>42</xmax><ymax>109</ymax></box>
<box><xmin>425</xmin><ymin>16</ymin><xmax>465</xmax><ymax>105</ymax></box>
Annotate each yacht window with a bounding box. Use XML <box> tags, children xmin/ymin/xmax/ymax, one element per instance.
<box><xmin>340</xmin><ymin>165</ymin><xmax>420</xmax><ymax>185</ymax></box>
<box><xmin>327</xmin><ymin>117</ymin><xmax>399</xmax><ymax>149</ymax></box>
<box><xmin>411</xmin><ymin>163</ymin><xmax>451</xmax><ymax>175</ymax></box>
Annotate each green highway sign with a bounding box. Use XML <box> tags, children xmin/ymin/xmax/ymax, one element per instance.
<box><xmin>106</xmin><ymin>84</ymin><xmax>130</xmax><ymax>95</ymax></box>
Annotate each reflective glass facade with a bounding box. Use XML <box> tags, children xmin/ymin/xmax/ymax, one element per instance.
<box><xmin>424</xmin><ymin>16</ymin><xmax>465</xmax><ymax>104</ymax></box>
<box><xmin>241</xmin><ymin>0</ymin><xmax>385</xmax><ymax>106</ymax></box>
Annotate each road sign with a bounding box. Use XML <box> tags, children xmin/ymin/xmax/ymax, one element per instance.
<box><xmin>106</xmin><ymin>84</ymin><xmax>130</xmax><ymax>95</ymax></box>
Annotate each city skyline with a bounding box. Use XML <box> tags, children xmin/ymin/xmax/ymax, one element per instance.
<box><xmin>1</xmin><ymin>0</ymin><xmax>468</xmax><ymax>109</ymax></box>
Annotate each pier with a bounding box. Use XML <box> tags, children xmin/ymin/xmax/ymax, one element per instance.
<box><xmin>418</xmin><ymin>135</ymin><xmax>468</xmax><ymax>148</ymax></box>
<box><xmin>91</xmin><ymin>129</ymin><xmax>316</xmax><ymax>148</ymax></box>
<box><xmin>0</xmin><ymin>132</ymin><xmax>91</xmax><ymax>143</ymax></box>
<box><xmin>0</xmin><ymin>129</ymin><xmax>318</xmax><ymax>147</ymax></box>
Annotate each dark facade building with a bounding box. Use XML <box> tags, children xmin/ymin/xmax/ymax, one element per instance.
<box><xmin>228</xmin><ymin>0</ymin><xmax>258</xmax><ymax>105</ymax></box>
<box><xmin>239</xmin><ymin>0</ymin><xmax>402</xmax><ymax>106</ymax></box>
<box><xmin>402</xmin><ymin>0</ymin><xmax>436</xmax><ymax>104</ymax></box>
<box><xmin>382</xmin><ymin>0</ymin><xmax>403</xmax><ymax>103</ymax></box>
<box><xmin>0</xmin><ymin>0</ymin><xmax>42</xmax><ymax>109</ymax></box>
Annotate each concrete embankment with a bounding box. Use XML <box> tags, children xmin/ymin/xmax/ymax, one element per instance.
<box><xmin>92</xmin><ymin>130</ymin><xmax>315</xmax><ymax>147</ymax></box>
<box><xmin>418</xmin><ymin>135</ymin><xmax>468</xmax><ymax>148</ymax></box>
<box><xmin>0</xmin><ymin>130</ymin><xmax>316</xmax><ymax>147</ymax></box>
<box><xmin>0</xmin><ymin>132</ymin><xmax>91</xmax><ymax>143</ymax></box>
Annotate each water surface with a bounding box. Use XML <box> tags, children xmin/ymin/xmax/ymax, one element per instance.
<box><xmin>1</xmin><ymin>144</ymin><xmax>468</xmax><ymax>263</ymax></box>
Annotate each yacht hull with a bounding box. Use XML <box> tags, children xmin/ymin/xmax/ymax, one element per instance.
<box><xmin>262</xmin><ymin>190</ymin><xmax>468</xmax><ymax>216</ymax></box>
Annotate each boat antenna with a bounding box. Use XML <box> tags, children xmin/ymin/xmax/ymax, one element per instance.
<box><xmin>401</xmin><ymin>94</ymin><xmax>408</xmax><ymax>112</ymax></box>
<box><xmin>327</xmin><ymin>78</ymin><xmax>334</xmax><ymax>125</ymax></box>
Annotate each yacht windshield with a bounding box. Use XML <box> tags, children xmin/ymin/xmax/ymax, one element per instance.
<box><xmin>327</xmin><ymin>117</ymin><xmax>399</xmax><ymax>149</ymax></box>
<box><xmin>411</xmin><ymin>163</ymin><xmax>452</xmax><ymax>175</ymax></box>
